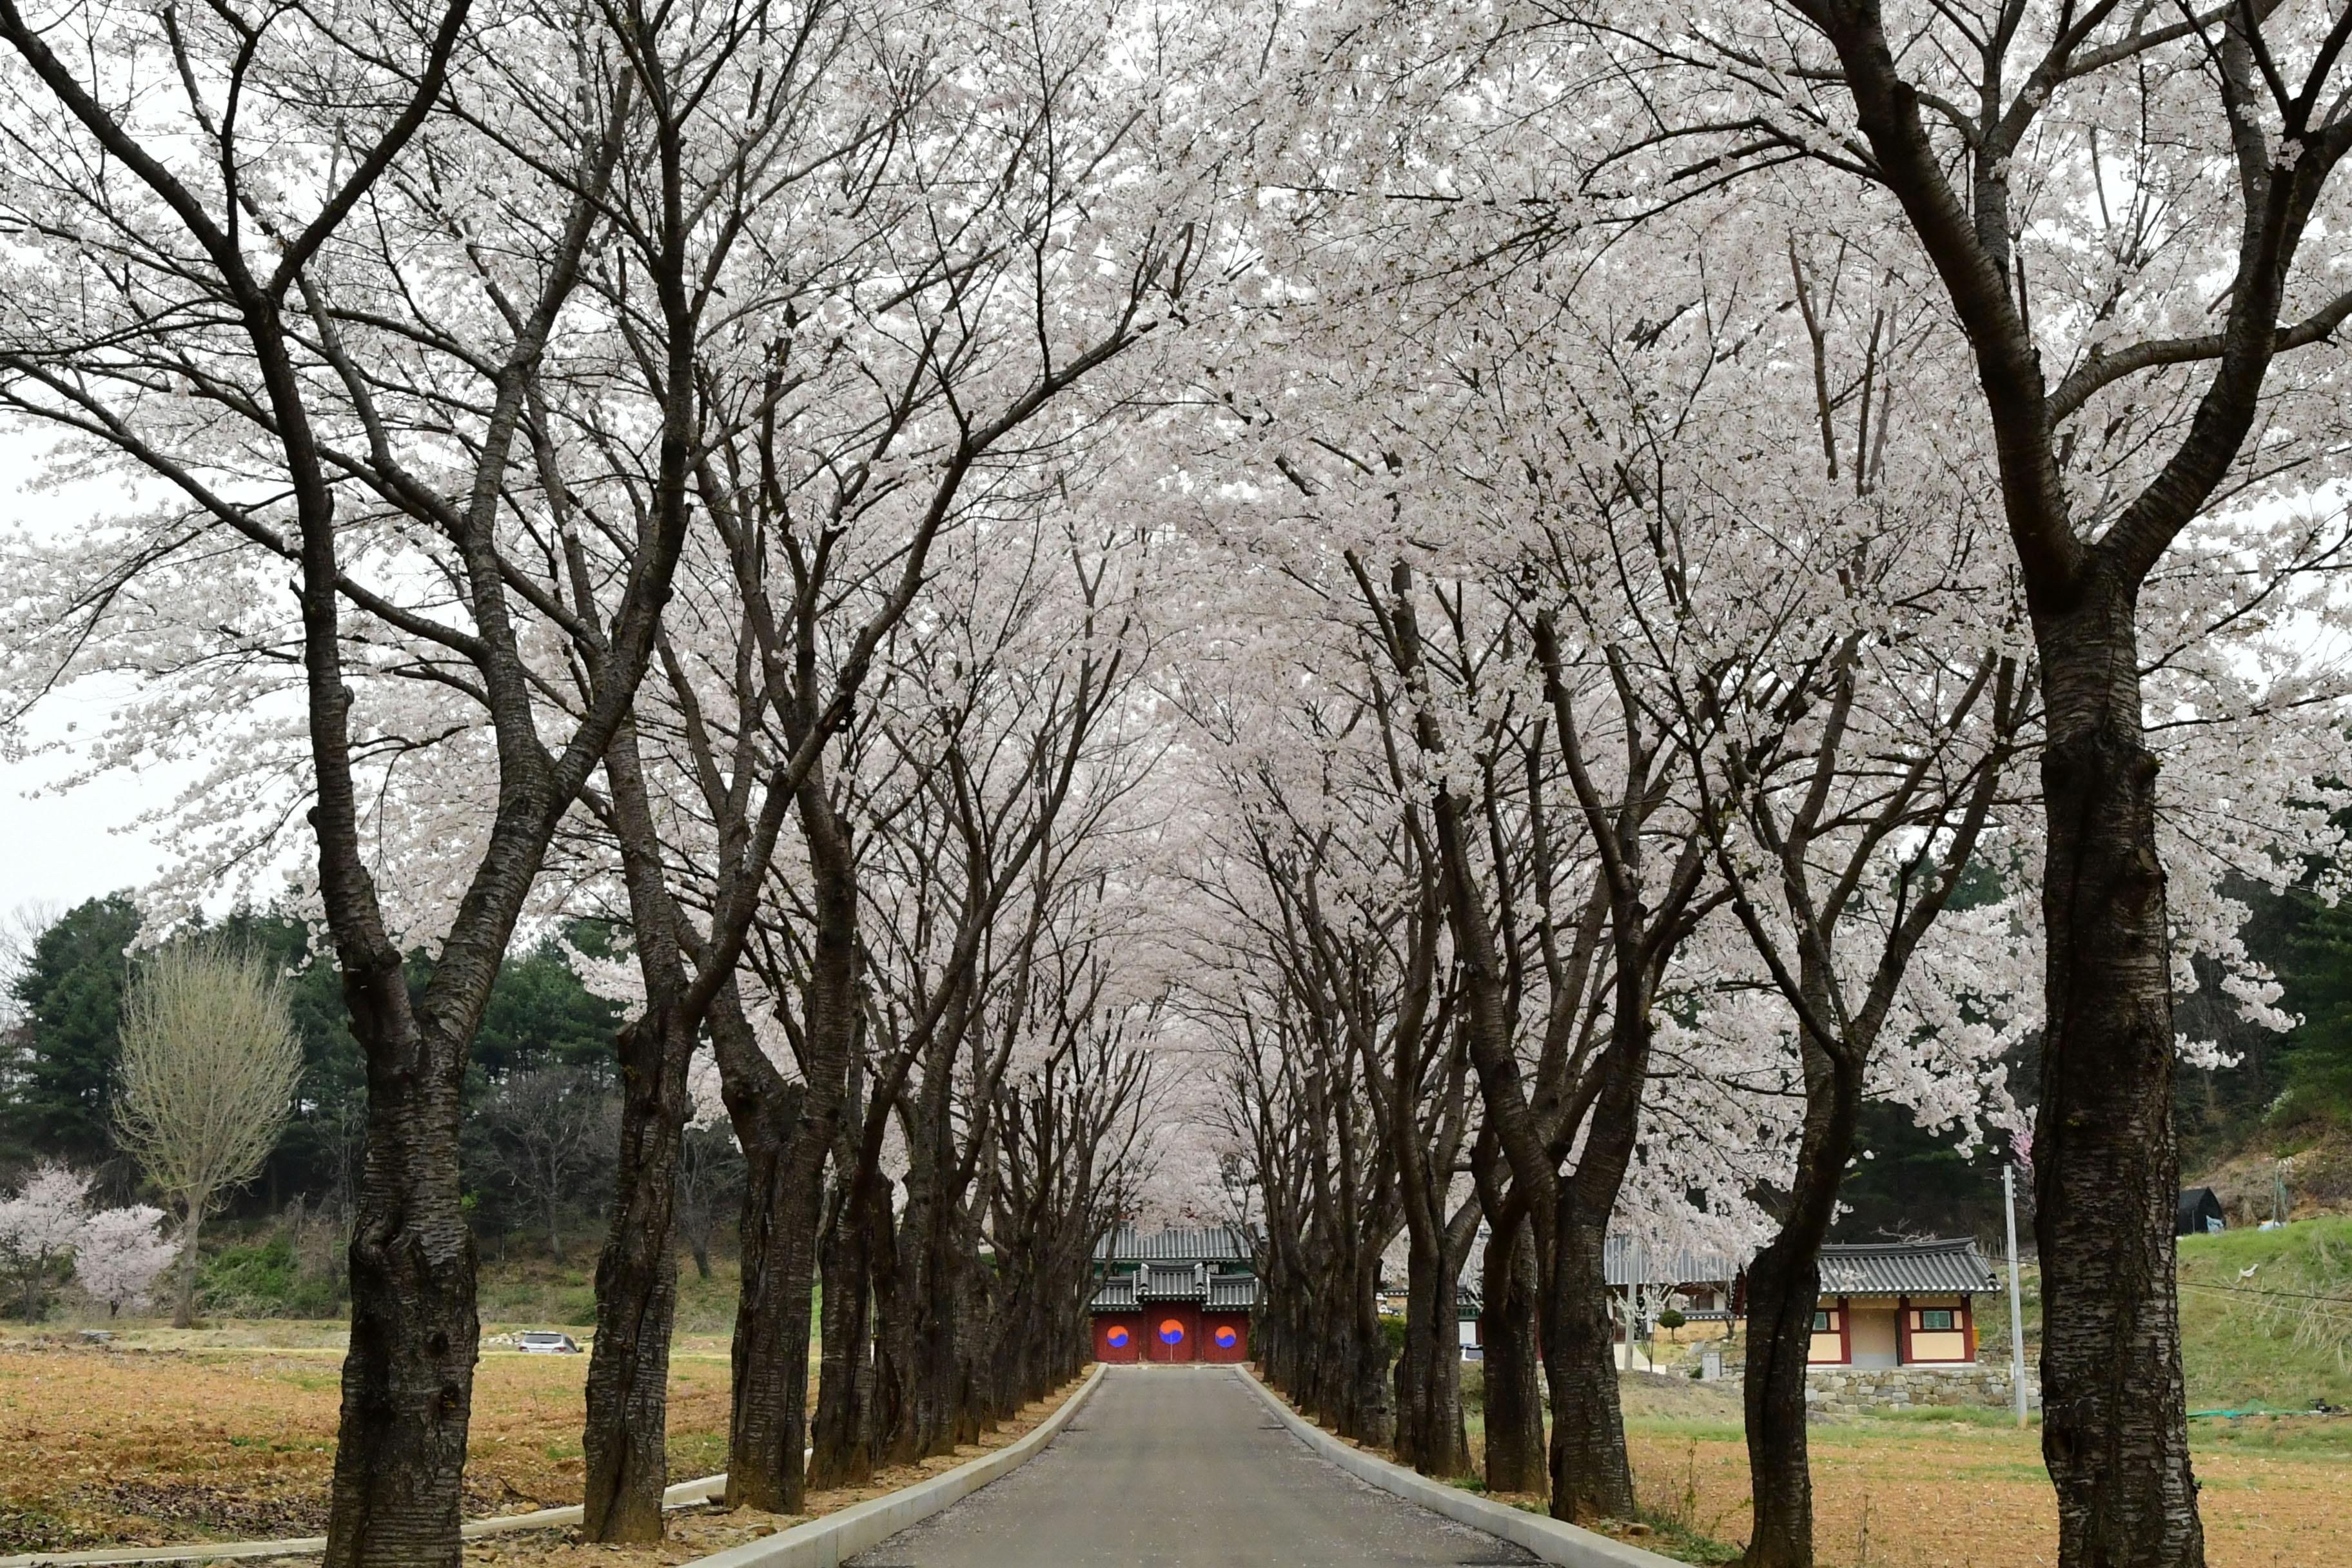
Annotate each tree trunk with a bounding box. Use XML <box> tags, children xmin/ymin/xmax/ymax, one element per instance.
<box><xmin>2034</xmin><ymin>593</ymin><xmax>2202</xmax><ymax>1568</ymax></box>
<box><xmin>906</xmin><ymin>1191</ymin><xmax>968</xmax><ymax>1459</ymax></box>
<box><xmin>723</xmin><ymin>1103</ymin><xmax>828</xmax><ymax>1511</ymax></box>
<box><xmin>173</xmin><ymin>1202</ymin><xmax>204</xmax><ymax>1329</ymax></box>
<box><xmin>719</xmin><ymin>774</ymin><xmax>861</xmax><ymax>1510</ymax></box>
<box><xmin>1480</xmin><ymin>1214</ymin><xmax>1546</xmax><ymax>1495</ymax></box>
<box><xmin>808</xmin><ymin>1163</ymin><xmax>880</xmax><ymax>1488</ymax></box>
<box><xmin>1740</xmin><ymin>1021</ymin><xmax>1863</xmax><ymax>1568</ymax></box>
<box><xmin>1542</xmin><ymin>1213</ymin><xmax>1635</xmax><ymax>1524</ymax></box>
<box><xmin>1538</xmin><ymin>967</ymin><xmax>1654</xmax><ymax>1527</ymax></box>
<box><xmin>581</xmin><ymin>1007</ymin><xmax>695</xmax><ymax>1542</ymax></box>
<box><xmin>324</xmin><ymin>1003</ymin><xmax>478</xmax><ymax>1568</ymax></box>
<box><xmin>1393</xmin><ymin>1237</ymin><xmax>1470</xmax><ymax>1477</ymax></box>
<box><xmin>1740</xmin><ymin>1238</ymin><xmax>1826</xmax><ymax>1568</ymax></box>
<box><xmin>1336</xmin><ymin>1253</ymin><xmax>1396</xmax><ymax>1449</ymax></box>
<box><xmin>868</xmin><ymin>1177</ymin><xmax>922</xmax><ymax>1465</ymax></box>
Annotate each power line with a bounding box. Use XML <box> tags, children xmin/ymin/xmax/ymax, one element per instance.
<box><xmin>2180</xmin><ymin>1279</ymin><xmax>2352</xmax><ymax>1308</ymax></box>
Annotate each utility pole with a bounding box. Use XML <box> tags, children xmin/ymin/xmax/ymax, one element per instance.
<box><xmin>2004</xmin><ymin>1161</ymin><xmax>2028</xmax><ymax>1427</ymax></box>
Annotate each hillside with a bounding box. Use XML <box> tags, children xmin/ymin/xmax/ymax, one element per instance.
<box><xmin>2194</xmin><ymin>1126</ymin><xmax>2352</xmax><ymax>1228</ymax></box>
<box><xmin>2179</xmin><ymin>1217</ymin><xmax>2352</xmax><ymax>1411</ymax></box>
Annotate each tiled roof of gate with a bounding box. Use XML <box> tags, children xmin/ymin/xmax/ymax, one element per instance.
<box><xmin>1091</xmin><ymin>1264</ymin><xmax>1260</xmax><ymax>1311</ymax></box>
<box><xmin>1816</xmin><ymin>1237</ymin><xmax>1997</xmax><ymax>1297</ymax></box>
<box><xmin>1601</xmin><ymin>1237</ymin><xmax>1741</xmax><ymax>1289</ymax></box>
<box><xmin>1095</xmin><ymin>1224</ymin><xmax>1255</xmax><ymax>1264</ymax></box>
<box><xmin>1207</xmin><ymin>1275</ymin><xmax>1260</xmax><ymax>1310</ymax></box>
<box><xmin>1137</xmin><ymin>1262</ymin><xmax>1207</xmax><ymax>1299</ymax></box>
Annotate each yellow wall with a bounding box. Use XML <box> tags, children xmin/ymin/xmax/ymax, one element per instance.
<box><xmin>1905</xmin><ymin>1297</ymin><xmax>1970</xmax><ymax>1362</ymax></box>
<box><xmin>1808</xmin><ymin>1304</ymin><xmax>1843</xmax><ymax>1363</ymax></box>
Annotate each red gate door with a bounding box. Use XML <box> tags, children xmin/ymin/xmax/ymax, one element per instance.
<box><xmin>1148</xmin><ymin>1307</ymin><xmax>1200</xmax><ymax>1362</ymax></box>
<box><xmin>1095</xmin><ymin>1315</ymin><xmax>1141</xmax><ymax>1363</ymax></box>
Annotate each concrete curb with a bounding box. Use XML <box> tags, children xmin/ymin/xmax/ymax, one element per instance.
<box><xmin>0</xmin><ymin>1476</ymin><xmax>731</xmax><ymax>1568</ymax></box>
<box><xmin>1237</xmin><ymin>1365</ymin><xmax>1684</xmax><ymax>1568</ymax></box>
<box><xmin>679</xmin><ymin>1362</ymin><xmax>1105</xmax><ymax>1568</ymax></box>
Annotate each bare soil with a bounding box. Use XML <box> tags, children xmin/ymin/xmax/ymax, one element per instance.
<box><xmin>1461</xmin><ymin>1369</ymin><xmax>2346</xmax><ymax>1566</ymax></box>
<box><xmin>0</xmin><ymin>1328</ymin><xmax>1081</xmax><ymax>1560</ymax></box>
<box><xmin>1625</xmin><ymin>1415</ymin><xmax>2352</xmax><ymax>1568</ymax></box>
<box><xmin>442</xmin><ymin>1378</ymin><xmax>1086</xmax><ymax>1568</ymax></box>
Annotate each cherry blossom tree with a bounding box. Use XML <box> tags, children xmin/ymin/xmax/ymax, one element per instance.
<box><xmin>0</xmin><ymin>1165</ymin><xmax>175</xmax><ymax>1320</ymax></box>
<box><xmin>0</xmin><ymin>1162</ymin><xmax>89</xmax><ymax>1319</ymax></box>
<box><xmin>0</xmin><ymin>0</ymin><xmax>784</xmax><ymax>1554</ymax></box>
<box><xmin>74</xmin><ymin>1204</ymin><xmax>178</xmax><ymax>1317</ymax></box>
<box><xmin>1544</xmin><ymin>6</ymin><xmax>2352</xmax><ymax>1561</ymax></box>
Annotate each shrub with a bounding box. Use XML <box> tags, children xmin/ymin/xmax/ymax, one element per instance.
<box><xmin>199</xmin><ymin>1233</ymin><xmax>340</xmax><ymax>1318</ymax></box>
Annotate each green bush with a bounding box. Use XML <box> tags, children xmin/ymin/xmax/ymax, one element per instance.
<box><xmin>1382</xmin><ymin>1314</ymin><xmax>1409</xmax><ymax>1358</ymax></box>
<box><xmin>199</xmin><ymin>1233</ymin><xmax>340</xmax><ymax>1318</ymax></box>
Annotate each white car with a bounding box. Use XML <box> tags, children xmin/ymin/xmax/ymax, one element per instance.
<box><xmin>516</xmin><ymin>1331</ymin><xmax>583</xmax><ymax>1355</ymax></box>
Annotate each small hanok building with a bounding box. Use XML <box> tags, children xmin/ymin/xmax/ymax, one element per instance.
<box><xmin>1090</xmin><ymin>1224</ymin><xmax>1260</xmax><ymax>1364</ymax></box>
<box><xmin>1456</xmin><ymin>1235</ymin><xmax>1743</xmax><ymax>1363</ymax></box>
<box><xmin>1807</xmin><ymin>1237</ymin><xmax>1997</xmax><ymax>1368</ymax></box>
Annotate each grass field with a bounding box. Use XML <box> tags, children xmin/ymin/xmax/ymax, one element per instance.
<box><xmin>2178</xmin><ymin>1217</ymin><xmax>2352</xmax><ymax>1411</ymax></box>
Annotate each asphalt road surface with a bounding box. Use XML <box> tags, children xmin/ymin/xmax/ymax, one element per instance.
<box><xmin>845</xmin><ymin>1364</ymin><xmax>1539</xmax><ymax>1567</ymax></box>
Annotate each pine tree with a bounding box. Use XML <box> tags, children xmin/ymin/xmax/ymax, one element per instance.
<box><xmin>4</xmin><ymin>894</ymin><xmax>141</xmax><ymax>1166</ymax></box>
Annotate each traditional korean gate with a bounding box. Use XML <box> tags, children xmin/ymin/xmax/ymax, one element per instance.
<box><xmin>1147</xmin><ymin>1305</ymin><xmax>1202</xmax><ymax>1363</ymax></box>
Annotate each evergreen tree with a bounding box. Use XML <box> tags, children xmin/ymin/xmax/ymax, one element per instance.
<box><xmin>3</xmin><ymin>894</ymin><xmax>141</xmax><ymax>1166</ymax></box>
<box><xmin>2278</xmin><ymin>887</ymin><xmax>2352</xmax><ymax>1126</ymax></box>
<box><xmin>471</xmin><ymin>923</ymin><xmax>624</xmax><ymax>1081</ymax></box>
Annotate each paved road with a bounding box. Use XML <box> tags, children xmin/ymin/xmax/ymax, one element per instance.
<box><xmin>846</xmin><ymin>1365</ymin><xmax>1538</xmax><ymax>1567</ymax></box>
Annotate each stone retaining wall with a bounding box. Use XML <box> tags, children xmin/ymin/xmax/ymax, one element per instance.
<box><xmin>1805</xmin><ymin>1362</ymin><xmax>2041</xmax><ymax>1416</ymax></box>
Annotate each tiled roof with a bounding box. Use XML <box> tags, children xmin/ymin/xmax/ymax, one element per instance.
<box><xmin>1817</xmin><ymin>1237</ymin><xmax>1997</xmax><ymax>1297</ymax></box>
<box><xmin>1137</xmin><ymin>1262</ymin><xmax>1207</xmax><ymax>1299</ymax></box>
<box><xmin>1207</xmin><ymin>1275</ymin><xmax>1260</xmax><ymax>1310</ymax></box>
<box><xmin>1603</xmin><ymin>1237</ymin><xmax>1740</xmax><ymax>1289</ymax></box>
<box><xmin>1095</xmin><ymin>1224</ymin><xmax>1255</xmax><ymax>1264</ymax></box>
<box><xmin>1091</xmin><ymin>1264</ymin><xmax>1260</xmax><ymax>1311</ymax></box>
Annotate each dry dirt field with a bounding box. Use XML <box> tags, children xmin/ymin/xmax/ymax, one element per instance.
<box><xmin>0</xmin><ymin>1329</ymin><xmax>1088</xmax><ymax>1565</ymax></box>
<box><xmin>0</xmin><ymin>1329</ymin><xmax>737</xmax><ymax>1551</ymax></box>
<box><xmin>1614</xmin><ymin>1375</ymin><xmax>2349</xmax><ymax>1568</ymax></box>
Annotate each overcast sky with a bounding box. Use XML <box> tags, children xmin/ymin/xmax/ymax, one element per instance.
<box><xmin>0</xmin><ymin>668</ymin><xmax>187</xmax><ymax>924</ymax></box>
<box><xmin>0</xmin><ymin>445</ymin><xmax>193</xmax><ymax>925</ymax></box>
